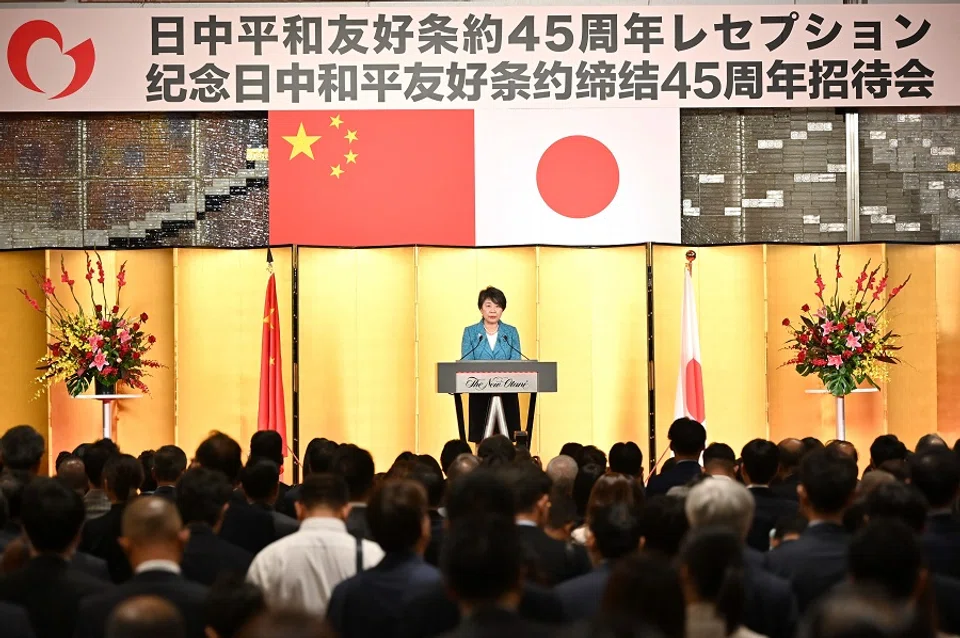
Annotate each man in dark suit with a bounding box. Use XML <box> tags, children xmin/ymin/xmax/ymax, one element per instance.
<box><xmin>80</xmin><ymin>454</ymin><xmax>143</xmax><ymax>583</ymax></box>
<box><xmin>861</xmin><ymin>480</ymin><xmax>960</xmax><ymax>635</ymax></box>
<box><xmin>765</xmin><ymin>448</ymin><xmax>859</xmax><ymax>613</ymax></box>
<box><xmin>909</xmin><ymin>448</ymin><xmax>960</xmax><ymax>579</ymax></box>
<box><xmin>502</xmin><ymin>465</ymin><xmax>589</xmax><ymax>586</ymax></box>
<box><xmin>240</xmin><ymin>459</ymin><xmax>299</xmax><ymax>539</ymax></box>
<box><xmin>249</xmin><ymin>431</ymin><xmax>290</xmax><ymax>505</ymax></box>
<box><xmin>330</xmin><ymin>444</ymin><xmax>376</xmax><ymax>541</ymax></box>
<box><xmin>770</xmin><ymin>438</ymin><xmax>803</xmax><ymax>501</ymax></box>
<box><xmin>685</xmin><ymin>476</ymin><xmax>798</xmax><ymax>638</ymax></box>
<box><xmin>408</xmin><ymin>462</ymin><xmax>446</xmax><ymax>567</ymax></box>
<box><xmin>555</xmin><ymin>502</ymin><xmax>640</xmax><ymax>620</ymax></box>
<box><xmin>437</xmin><ymin>515</ymin><xmax>553</xmax><ymax>638</ymax></box>
<box><xmin>0</xmin><ymin>478</ymin><xmax>111</xmax><ymax>638</ymax></box>
<box><xmin>176</xmin><ymin>468</ymin><xmax>253</xmax><ymax>587</ymax></box>
<box><xmin>646</xmin><ymin>418</ymin><xmax>704</xmax><ymax>497</ymax></box>
<box><xmin>0</xmin><ymin>601</ymin><xmax>34</xmax><ymax>638</ymax></box>
<box><xmin>399</xmin><ymin>471</ymin><xmax>563</xmax><ymax>638</ymax></box>
<box><xmin>151</xmin><ymin>445</ymin><xmax>187</xmax><ymax>503</ymax></box>
<box><xmin>741</xmin><ymin>439</ymin><xmax>799</xmax><ymax>552</ymax></box>
<box><xmin>194</xmin><ymin>433</ymin><xmax>275</xmax><ymax>554</ymax></box>
<box><xmin>327</xmin><ymin>479</ymin><xmax>441</xmax><ymax>638</ymax></box>
<box><xmin>75</xmin><ymin>497</ymin><xmax>208</xmax><ymax>638</ymax></box>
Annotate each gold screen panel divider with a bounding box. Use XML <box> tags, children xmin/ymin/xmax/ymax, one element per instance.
<box><xmin>0</xmin><ymin>243</ymin><xmax>955</xmax><ymax>474</ymax></box>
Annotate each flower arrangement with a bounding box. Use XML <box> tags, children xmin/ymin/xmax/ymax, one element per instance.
<box><xmin>19</xmin><ymin>253</ymin><xmax>161</xmax><ymax>397</ymax></box>
<box><xmin>782</xmin><ymin>248</ymin><xmax>910</xmax><ymax>397</ymax></box>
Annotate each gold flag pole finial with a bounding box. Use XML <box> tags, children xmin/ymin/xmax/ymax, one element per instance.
<box><xmin>685</xmin><ymin>250</ymin><xmax>697</xmax><ymax>274</ymax></box>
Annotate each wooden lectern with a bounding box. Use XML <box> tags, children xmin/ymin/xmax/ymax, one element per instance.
<box><xmin>437</xmin><ymin>361</ymin><xmax>558</xmax><ymax>442</ymax></box>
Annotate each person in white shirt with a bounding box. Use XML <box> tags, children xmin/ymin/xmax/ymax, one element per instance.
<box><xmin>246</xmin><ymin>473</ymin><xmax>384</xmax><ymax>615</ymax></box>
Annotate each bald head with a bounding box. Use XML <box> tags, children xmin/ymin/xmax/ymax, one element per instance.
<box><xmin>777</xmin><ymin>438</ymin><xmax>804</xmax><ymax>477</ymax></box>
<box><xmin>106</xmin><ymin>596</ymin><xmax>185</xmax><ymax>638</ymax></box>
<box><xmin>546</xmin><ymin>455</ymin><xmax>578</xmax><ymax>494</ymax></box>
<box><xmin>446</xmin><ymin>453</ymin><xmax>480</xmax><ymax>481</ymax></box>
<box><xmin>119</xmin><ymin>497</ymin><xmax>186</xmax><ymax>568</ymax></box>
<box><xmin>122</xmin><ymin>496</ymin><xmax>183</xmax><ymax>543</ymax></box>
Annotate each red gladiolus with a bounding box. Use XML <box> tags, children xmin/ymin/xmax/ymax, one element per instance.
<box><xmin>856</xmin><ymin>269</ymin><xmax>868</xmax><ymax>292</ymax></box>
<box><xmin>815</xmin><ymin>276</ymin><xmax>825</xmax><ymax>299</ymax></box>
<box><xmin>873</xmin><ymin>276</ymin><xmax>888</xmax><ymax>301</ymax></box>
<box><xmin>41</xmin><ymin>278</ymin><xmax>54</xmax><ymax>295</ymax></box>
<box><xmin>801</xmin><ymin>304</ymin><xmax>810</xmax><ymax>313</ymax></box>
<box><xmin>19</xmin><ymin>289</ymin><xmax>40</xmax><ymax>312</ymax></box>
<box><xmin>117</xmin><ymin>264</ymin><xmax>127</xmax><ymax>289</ymax></box>
<box><xmin>782</xmin><ymin>318</ymin><xmax>791</xmax><ymax>326</ymax></box>
<box><xmin>147</xmin><ymin>335</ymin><xmax>156</xmax><ymax>344</ymax></box>
<box><xmin>140</xmin><ymin>312</ymin><xmax>149</xmax><ymax>322</ymax></box>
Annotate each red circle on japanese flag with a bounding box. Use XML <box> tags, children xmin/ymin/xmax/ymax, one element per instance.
<box><xmin>536</xmin><ymin>136</ymin><xmax>619</xmax><ymax>219</ymax></box>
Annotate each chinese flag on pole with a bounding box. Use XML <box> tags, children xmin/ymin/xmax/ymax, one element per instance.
<box><xmin>258</xmin><ymin>250</ymin><xmax>286</xmax><ymax>450</ymax></box>
<box><xmin>675</xmin><ymin>255</ymin><xmax>706</xmax><ymax>425</ymax></box>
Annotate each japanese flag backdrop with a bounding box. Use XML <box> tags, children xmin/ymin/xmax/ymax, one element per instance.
<box><xmin>268</xmin><ymin>107</ymin><xmax>680</xmax><ymax>247</ymax></box>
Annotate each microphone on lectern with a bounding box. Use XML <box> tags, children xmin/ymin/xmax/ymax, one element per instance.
<box><xmin>502</xmin><ymin>335</ymin><xmax>532</xmax><ymax>361</ymax></box>
<box><xmin>458</xmin><ymin>333</ymin><xmax>484</xmax><ymax>361</ymax></box>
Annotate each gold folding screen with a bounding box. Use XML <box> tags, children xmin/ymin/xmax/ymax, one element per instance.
<box><xmin>1</xmin><ymin>244</ymin><xmax>956</xmax><ymax>474</ymax></box>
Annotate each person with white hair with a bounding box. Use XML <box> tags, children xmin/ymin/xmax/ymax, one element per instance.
<box><xmin>685</xmin><ymin>478</ymin><xmax>799</xmax><ymax>638</ymax></box>
<box><xmin>545</xmin><ymin>455</ymin><xmax>578</xmax><ymax>495</ymax></box>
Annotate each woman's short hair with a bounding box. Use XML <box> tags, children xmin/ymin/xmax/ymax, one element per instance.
<box><xmin>477</xmin><ymin>287</ymin><xmax>507</xmax><ymax>311</ymax></box>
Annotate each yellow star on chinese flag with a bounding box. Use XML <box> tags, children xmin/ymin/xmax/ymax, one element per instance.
<box><xmin>345</xmin><ymin>130</ymin><xmax>358</xmax><ymax>143</ymax></box>
<box><xmin>330</xmin><ymin>114</ymin><xmax>344</xmax><ymax>129</ymax></box>
<box><xmin>263</xmin><ymin>308</ymin><xmax>275</xmax><ymax>328</ymax></box>
<box><xmin>269</xmin><ymin>357</ymin><xmax>276</xmax><ymax>366</ymax></box>
<box><xmin>345</xmin><ymin>150</ymin><xmax>359</xmax><ymax>164</ymax></box>
<box><xmin>330</xmin><ymin>164</ymin><xmax>344</xmax><ymax>179</ymax></box>
<box><xmin>283</xmin><ymin>124</ymin><xmax>321</xmax><ymax>160</ymax></box>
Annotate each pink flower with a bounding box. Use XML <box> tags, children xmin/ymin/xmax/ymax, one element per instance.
<box><xmin>87</xmin><ymin>335</ymin><xmax>104</xmax><ymax>349</ymax></box>
<box><xmin>89</xmin><ymin>351</ymin><xmax>108</xmax><ymax>372</ymax></box>
<box><xmin>855</xmin><ymin>321</ymin><xmax>868</xmax><ymax>335</ymax></box>
<box><xmin>822</xmin><ymin>320</ymin><xmax>837</xmax><ymax>335</ymax></box>
<box><xmin>827</xmin><ymin>354</ymin><xmax>844</xmax><ymax>369</ymax></box>
<box><xmin>866</xmin><ymin>315</ymin><xmax>877</xmax><ymax>327</ymax></box>
<box><xmin>118</xmin><ymin>329</ymin><xmax>131</xmax><ymax>344</ymax></box>
<box><xmin>845</xmin><ymin>333</ymin><xmax>861</xmax><ymax>349</ymax></box>
<box><xmin>817</xmin><ymin>307</ymin><xmax>828</xmax><ymax>319</ymax></box>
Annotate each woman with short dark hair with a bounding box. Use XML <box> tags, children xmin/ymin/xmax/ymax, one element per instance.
<box><xmin>460</xmin><ymin>286</ymin><xmax>522</xmax><ymax>443</ymax></box>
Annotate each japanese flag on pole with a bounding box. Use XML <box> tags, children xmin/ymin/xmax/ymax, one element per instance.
<box><xmin>675</xmin><ymin>261</ymin><xmax>705</xmax><ymax>425</ymax></box>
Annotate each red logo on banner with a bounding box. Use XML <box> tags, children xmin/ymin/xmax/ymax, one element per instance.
<box><xmin>7</xmin><ymin>20</ymin><xmax>95</xmax><ymax>99</ymax></box>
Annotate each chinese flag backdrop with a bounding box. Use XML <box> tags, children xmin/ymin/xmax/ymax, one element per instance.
<box><xmin>268</xmin><ymin>110</ymin><xmax>475</xmax><ymax>247</ymax></box>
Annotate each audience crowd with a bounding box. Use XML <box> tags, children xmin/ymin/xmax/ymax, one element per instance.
<box><xmin>0</xmin><ymin>417</ymin><xmax>958</xmax><ymax>638</ymax></box>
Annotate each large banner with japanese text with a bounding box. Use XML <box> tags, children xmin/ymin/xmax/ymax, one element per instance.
<box><xmin>0</xmin><ymin>5</ymin><xmax>952</xmax><ymax>111</ymax></box>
